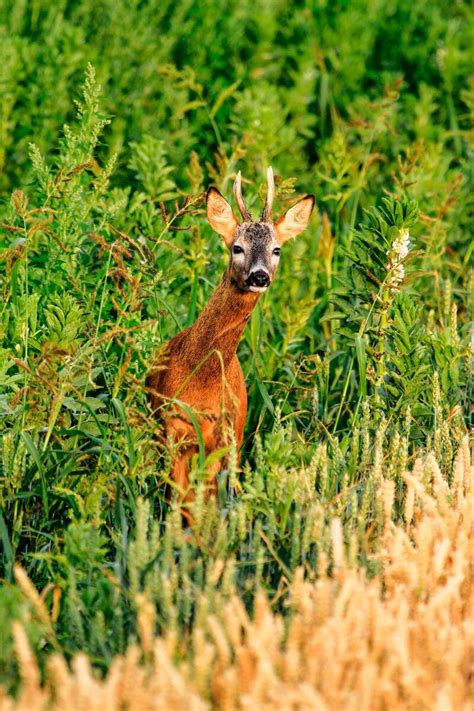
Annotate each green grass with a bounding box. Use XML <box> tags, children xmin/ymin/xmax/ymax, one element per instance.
<box><xmin>0</xmin><ymin>0</ymin><xmax>472</xmax><ymax>690</ymax></box>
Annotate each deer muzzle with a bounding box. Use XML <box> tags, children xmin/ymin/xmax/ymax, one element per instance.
<box><xmin>246</xmin><ymin>269</ymin><xmax>270</xmax><ymax>289</ymax></box>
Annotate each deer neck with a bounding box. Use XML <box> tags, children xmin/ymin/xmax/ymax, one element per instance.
<box><xmin>185</xmin><ymin>270</ymin><xmax>260</xmax><ymax>370</ymax></box>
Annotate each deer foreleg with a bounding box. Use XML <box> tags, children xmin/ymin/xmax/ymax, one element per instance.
<box><xmin>170</xmin><ymin>451</ymin><xmax>196</xmax><ymax>526</ymax></box>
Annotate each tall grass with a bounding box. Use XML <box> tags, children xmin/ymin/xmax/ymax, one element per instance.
<box><xmin>3</xmin><ymin>442</ymin><xmax>472</xmax><ymax>709</ymax></box>
<box><xmin>0</xmin><ymin>0</ymin><xmax>472</xmax><ymax>704</ymax></box>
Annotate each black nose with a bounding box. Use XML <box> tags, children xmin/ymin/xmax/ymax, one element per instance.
<box><xmin>247</xmin><ymin>270</ymin><xmax>270</xmax><ymax>288</ymax></box>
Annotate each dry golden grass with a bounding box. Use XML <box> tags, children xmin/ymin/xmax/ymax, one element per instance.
<box><xmin>1</xmin><ymin>437</ymin><xmax>472</xmax><ymax>711</ymax></box>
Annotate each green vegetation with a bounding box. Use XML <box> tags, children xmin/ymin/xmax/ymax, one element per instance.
<box><xmin>0</xmin><ymin>0</ymin><xmax>471</xmax><ymax>694</ymax></box>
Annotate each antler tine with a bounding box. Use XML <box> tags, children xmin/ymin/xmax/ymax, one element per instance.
<box><xmin>261</xmin><ymin>166</ymin><xmax>275</xmax><ymax>222</ymax></box>
<box><xmin>233</xmin><ymin>171</ymin><xmax>252</xmax><ymax>221</ymax></box>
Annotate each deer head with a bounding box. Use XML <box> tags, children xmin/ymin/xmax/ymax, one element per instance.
<box><xmin>206</xmin><ymin>168</ymin><xmax>315</xmax><ymax>293</ymax></box>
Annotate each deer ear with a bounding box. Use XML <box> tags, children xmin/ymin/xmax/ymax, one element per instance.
<box><xmin>274</xmin><ymin>195</ymin><xmax>315</xmax><ymax>244</ymax></box>
<box><xmin>206</xmin><ymin>187</ymin><xmax>240</xmax><ymax>246</ymax></box>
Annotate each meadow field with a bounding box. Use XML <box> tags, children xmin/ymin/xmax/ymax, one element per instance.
<box><xmin>0</xmin><ymin>1</ymin><xmax>472</xmax><ymax>708</ymax></box>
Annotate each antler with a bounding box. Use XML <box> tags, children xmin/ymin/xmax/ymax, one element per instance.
<box><xmin>233</xmin><ymin>171</ymin><xmax>252</xmax><ymax>221</ymax></box>
<box><xmin>261</xmin><ymin>166</ymin><xmax>275</xmax><ymax>222</ymax></box>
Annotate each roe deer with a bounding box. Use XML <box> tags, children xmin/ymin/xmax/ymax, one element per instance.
<box><xmin>147</xmin><ymin>168</ymin><xmax>314</xmax><ymax>515</ymax></box>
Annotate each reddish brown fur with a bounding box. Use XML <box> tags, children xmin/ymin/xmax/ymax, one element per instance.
<box><xmin>146</xmin><ymin>270</ymin><xmax>259</xmax><ymax>510</ymax></box>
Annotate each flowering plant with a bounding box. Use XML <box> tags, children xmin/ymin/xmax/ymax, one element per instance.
<box><xmin>386</xmin><ymin>228</ymin><xmax>411</xmax><ymax>291</ymax></box>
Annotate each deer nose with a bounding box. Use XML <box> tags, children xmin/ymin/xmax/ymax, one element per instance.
<box><xmin>247</xmin><ymin>270</ymin><xmax>270</xmax><ymax>288</ymax></box>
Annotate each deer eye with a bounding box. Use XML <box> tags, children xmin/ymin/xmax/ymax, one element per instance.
<box><xmin>273</xmin><ymin>247</ymin><xmax>281</xmax><ymax>256</ymax></box>
<box><xmin>233</xmin><ymin>245</ymin><xmax>244</xmax><ymax>255</ymax></box>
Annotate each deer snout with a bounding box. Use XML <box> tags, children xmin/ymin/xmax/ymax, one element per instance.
<box><xmin>246</xmin><ymin>270</ymin><xmax>270</xmax><ymax>289</ymax></box>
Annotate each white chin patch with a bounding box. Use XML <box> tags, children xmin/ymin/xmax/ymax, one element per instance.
<box><xmin>248</xmin><ymin>285</ymin><xmax>268</xmax><ymax>293</ymax></box>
